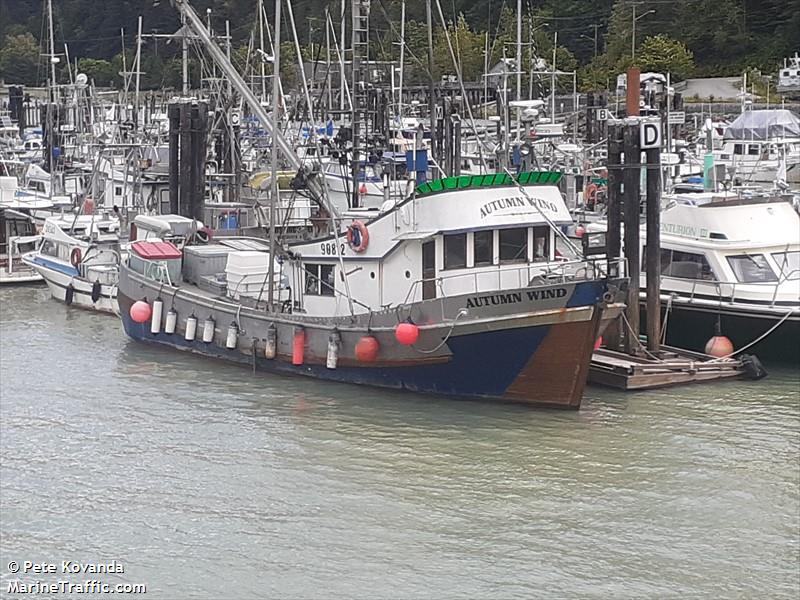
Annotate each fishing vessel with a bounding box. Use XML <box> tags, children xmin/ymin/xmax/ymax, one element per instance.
<box><xmin>22</xmin><ymin>210</ymin><xmax>121</xmax><ymax>313</ymax></box>
<box><xmin>117</xmin><ymin>171</ymin><xmax>627</xmax><ymax>408</ymax></box>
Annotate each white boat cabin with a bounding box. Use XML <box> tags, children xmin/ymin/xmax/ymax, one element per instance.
<box><xmin>284</xmin><ymin>171</ymin><xmax>573</xmax><ymax>317</ymax></box>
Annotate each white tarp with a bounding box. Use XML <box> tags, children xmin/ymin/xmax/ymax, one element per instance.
<box><xmin>723</xmin><ymin>109</ymin><xmax>800</xmax><ymax>141</ymax></box>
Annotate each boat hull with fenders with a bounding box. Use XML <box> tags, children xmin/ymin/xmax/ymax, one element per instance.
<box><xmin>118</xmin><ymin>263</ymin><xmax>626</xmax><ymax>408</ymax></box>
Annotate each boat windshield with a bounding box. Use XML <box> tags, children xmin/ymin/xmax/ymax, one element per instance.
<box><xmin>726</xmin><ymin>254</ymin><xmax>778</xmax><ymax>283</ymax></box>
<box><xmin>772</xmin><ymin>250</ymin><xmax>800</xmax><ymax>280</ymax></box>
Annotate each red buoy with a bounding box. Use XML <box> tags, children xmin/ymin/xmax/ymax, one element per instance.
<box><xmin>395</xmin><ymin>322</ymin><xmax>420</xmax><ymax>346</ymax></box>
<box><xmin>705</xmin><ymin>335</ymin><xmax>734</xmax><ymax>358</ymax></box>
<box><xmin>594</xmin><ymin>336</ymin><xmax>603</xmax><ymax>351</ymax></box>
<box><xmin>130</xmin><ymin>300</ymin><xmax>151</xmax><ymax>324</ymax></box>
<box><xmin>292</xmin><ymin>328</ymin><xmax>306</xmax><ymax>365</ymax></box>
<box><xmin>355</xmin><ymin>335</ymin><xmax>380</xmax><ymax>362</ymax></box>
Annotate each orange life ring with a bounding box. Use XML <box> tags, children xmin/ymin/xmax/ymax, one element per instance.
<box><xmin>346</xmin><ymin>220</ymin><xmax>369</xmax><ymax>253</ymax></box>
<box><xmin>70</xmin><ymin>247</ymin><xmax>82</xmax><ymax>268</ymax></box>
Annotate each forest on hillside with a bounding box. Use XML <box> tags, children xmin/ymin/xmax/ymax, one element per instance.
<box><xmin>0</xmin><ymin>0</ymin><xmax>798</xmax><ymax>91</ymax></box>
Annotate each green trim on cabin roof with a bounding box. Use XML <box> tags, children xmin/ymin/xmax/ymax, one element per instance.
<box><xmin>414</xmin><ymin>171</ymin><xmax>562</xmax><ymax>197</ymax></box>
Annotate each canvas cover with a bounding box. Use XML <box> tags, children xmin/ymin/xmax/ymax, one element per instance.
<box><xmin>723</xmin><ymin>109</ymin><xmax>800</xmax><ymax>140</ymax></box>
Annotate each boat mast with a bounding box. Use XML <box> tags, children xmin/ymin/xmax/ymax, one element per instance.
<box><xmin>267</xmin><ymin>0</ymin><xmax>281</xmax><ymax>310</ymax></box>
<box><xmin>47</xmin><ymin>0</ymin><xmax>57</xmax><ymax>187</ymax></box>
<box><xmin>516</xmin><ymin>0</ymin><xmax>522</xmax><ymax>139</ymax></box>
<box><xmin>340</xmin><ymin>0</ymin><xmax>346</xmax><ymax>112</ymax></box>
<box><xmin>181</xmin><ymin>11</ymin><xmax>189</xmax><ymax>95</ymax></box>
<box><xmin>425</xmin><ymin>0</ymin><xmax>436</xmax><ymax>164</ymax></box>
<box><xmin>398</xmin><ymin>0</ymin><xmax>405</xmax><ymax>119</ymax></box>
<box><xmin>258</xmin><ymin>0</ymin><xmax>267</xmax><ymax>103</ymax></box>
<box><xmin>47</xmin><ymin>0</ymin><xmax>58</xmax><ymax>94</ymax></box>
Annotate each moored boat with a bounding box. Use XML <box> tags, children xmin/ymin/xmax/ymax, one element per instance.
<box><xmin>22</xmin><ymin>212</ymin><xmax>121</xmax><ymax>313</ymax></box>
<box><xmin>118</xmin><ymin>171</ymin><xmax>628</xmax><ymax>408</ymax></box>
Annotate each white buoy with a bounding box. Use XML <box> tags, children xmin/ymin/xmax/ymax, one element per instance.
<box><xmin>185</xmin><ymin>314</ymin><xmax>197</xmax><ymax>341</ymax></box>
<box><xmin>165</xmin><ymin>308</ymin><xmax>178</xmax><ymax>334</ymax></box>
<box><xmin>226</xmin><ymin>321</ymin><xmax>239</xmax><ymax>349</ymax></box>
<box><xmin>326</xmin><ymin>330</ymin><xmax>341</xmax><ymax>369</ymax></box>
<box><xmin>202</xmin><ymin>317</ymin><xmax>215</xmax><ymax>343</ymax></box>
<box><xmin>265</xmin><ymin>324</ymin><xmax>277</xmax><ymax>359</ymax></box>
<box><xmin>150</xmin><ymin>298</ymin><xmax>164</xmax><ymax>334</ymax></box>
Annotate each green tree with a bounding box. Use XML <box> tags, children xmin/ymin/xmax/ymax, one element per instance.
<box><xmin>637</xmin><ymin>34</ymin><xmax>695</xmax><ymax>80</ymax></box>
<box><xmin>77</xmin><ymin>58</ymin><xmax>114</xmax><ymax>87</ymax></box>
<box><xmin>433</xmin><ymin>14</ymin><xmax>486</xmax><ymax>82</ymax></box>
<box><xmin>0</xmin><ymin>32</ymin><xmax>41</xmax><ymax>85</ymax></box>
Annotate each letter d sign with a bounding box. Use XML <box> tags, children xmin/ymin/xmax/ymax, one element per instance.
<box><xmin>640</xmin><ymin>121</ymin><xmax>662</xmax><ymax>149</ymax></box>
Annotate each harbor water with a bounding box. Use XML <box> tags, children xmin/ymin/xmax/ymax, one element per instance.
<box><xmin>1</xmin><ymin>285</ymin><xmax>798</xmax><ymax>598</ymax></box>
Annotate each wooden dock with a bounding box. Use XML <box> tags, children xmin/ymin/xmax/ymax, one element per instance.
<box><xmin>588</xmin><ymin>346</ymin><xmax>759</xmax><ymax>390</ymax></box>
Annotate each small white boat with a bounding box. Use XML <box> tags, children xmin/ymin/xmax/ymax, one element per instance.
<box><xmin>22</xmin><ymin>212</ymin><xmax>121</xmax><ymax>313</ymax></box>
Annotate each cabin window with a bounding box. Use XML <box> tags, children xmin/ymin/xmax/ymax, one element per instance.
<box><xmin>443</xmin><ymin>233</ymin><xmax>467</xmax><ymax>270</ymax></box>
<box><xmin>499</xmin><ymin>228</ymin><xmax>528</xmax><ymax>264</ymax></box>
<box><xmin>40</xmin><ymin>239</ymin><xmax>58</xmax><ymax>258</ymax></box>
<box><xmin>726</xmin><ymin>254</ymin><xmax>777</xmax><ymax>283</ymax></box>
<box><xmin>772</xmin><ymin>251</ymin><xmax>800</xmax><ymax>280</ymax></box>
<box><xmin>661</xmin><ymin>249</ymin><xmax>716</xmax><ymax>280</ymax></box>
<box><xmin>304</xmin><ymin>263</ymin><xmax>335</xmax><ymax>296</ymax></box>
<box><xmin>473</xmin><ymin>230</ymin><xmax>493</xmax><ymax>266</ymax></box>
<box><xmin>532</xmin><ymin>226</ymin><xmax>550</xmax><ymax>261</ymax></box>
<box><xmin>747</xmin><ymin>145</ymin><xmax>760</xmax><ymax>156</ymax></box>
<box><xmin>115</xmin><ymin>186</ymin><xmax>123</xmax><ymax>196</ymax></box>
<box><xmin>733</xmin><ymin>144</ymin><xmax>744</xmax><ymax>155</ymax></box>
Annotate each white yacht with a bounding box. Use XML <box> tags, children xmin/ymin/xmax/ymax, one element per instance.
<box><xmin>642</xmin><ymin>194</ymin><xmax>798</xmax><ymax>362</ymax></box>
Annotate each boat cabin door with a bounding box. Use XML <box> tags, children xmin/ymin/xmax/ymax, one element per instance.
<box><xmin>422</xmin><ymin>240</ymin><xmax>436</xmax><ymax>300</ymax></box>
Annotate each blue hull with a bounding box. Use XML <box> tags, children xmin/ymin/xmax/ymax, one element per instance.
<box><xmin>120</xmin><ymin>310</ymin><xmax>600</xmax><ymax>408</ymax></box>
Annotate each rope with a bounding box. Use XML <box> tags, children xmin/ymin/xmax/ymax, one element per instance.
<box><xmin>660</xmin><ymin>293</ymin><xmax>674</xmax><ymax>344</ymax></box>
<box><xmin>412</xmin><ymin>309</ymin><xmax>467</xmax><ymax>354</ymax></box>
<box><xmin>619</xmin><ymin>311</ymin><xmax>661</xmax><ymax>361</ymax></box>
